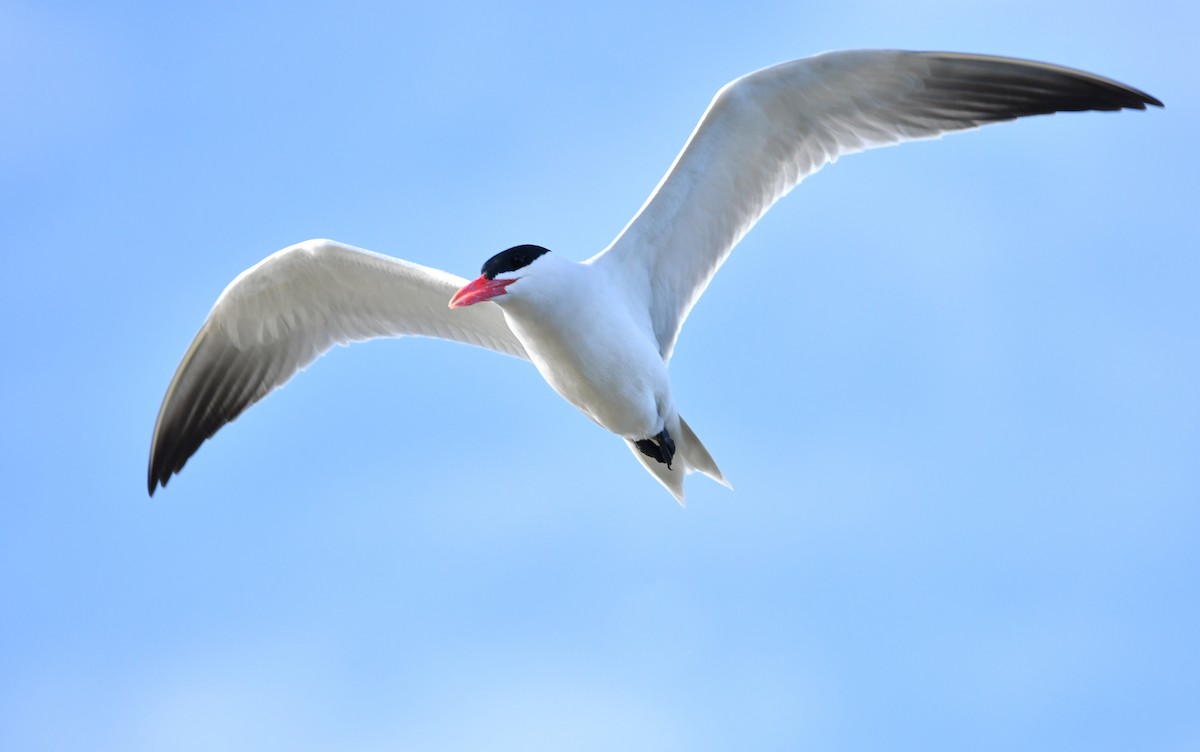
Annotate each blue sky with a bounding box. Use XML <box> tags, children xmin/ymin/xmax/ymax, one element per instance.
<box><xmin>2</xmin><ymin>1</ymin><xmax>1196</xmax><ymax>750</ymax></box>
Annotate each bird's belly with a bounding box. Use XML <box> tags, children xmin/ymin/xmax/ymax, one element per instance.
<box><xmin>517</xmin><ymin>325</ymin><xmax>667</xmax><ymax>439</ymax></box>
<box><xmin>532</xmin><ymin>348</ymin><xmax>663</xmax><ymax>437</ymax></box>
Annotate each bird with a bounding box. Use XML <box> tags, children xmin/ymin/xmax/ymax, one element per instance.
<box><xmin>147</xmin><ymin>50</ymin><xmax>1162</xmax><ymax>503</ymax></box>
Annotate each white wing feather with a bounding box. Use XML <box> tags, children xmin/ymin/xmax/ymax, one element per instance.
<box><xmin>593</xmin><ymin>50</ymin><xmax>1160</xmax><ymax>360</ymax></box>
<box><xmin>148</xmin><ymin>238</ymin><xmax>526</xmax><ymax>492</ymax></box>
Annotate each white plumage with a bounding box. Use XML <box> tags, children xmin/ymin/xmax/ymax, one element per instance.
<box><xmin>149</xmin><ymin>50</ymin><xmax>1160</xmax><ymax>503</ymax></box>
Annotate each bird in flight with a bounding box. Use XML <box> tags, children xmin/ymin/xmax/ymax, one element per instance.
<box><xmin>148</xmin><ymin>50</ymin><xmax>1161</xmax><ymax>503</ymax></box>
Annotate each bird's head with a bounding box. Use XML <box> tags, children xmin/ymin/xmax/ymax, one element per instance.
<box><xmin>448</xmin><ymin>244</ymin><xmax>553</xmax><ymax>308</ymax></box>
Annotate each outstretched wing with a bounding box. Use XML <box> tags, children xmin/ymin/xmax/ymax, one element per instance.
<box><xmin>148</xmin><ymin>238</ymin><xmax>527</xmax><ymax>494</ymax></box>
<box><xmin>593</xmin><ymin>50</ymin><xmax>1161</xmax><ymax>360</ymax></box>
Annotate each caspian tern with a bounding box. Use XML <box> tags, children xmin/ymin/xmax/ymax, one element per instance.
<box><xmin>148</xmin><ymin>50</ymin><xmax>1161</xmax><ymax>503</ymax></box>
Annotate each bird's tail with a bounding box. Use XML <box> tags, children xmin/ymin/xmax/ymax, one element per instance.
<box><xmin>625</xmin><ymin>414</ymin><xmax>730</xmax><ymax>506</ymax></box>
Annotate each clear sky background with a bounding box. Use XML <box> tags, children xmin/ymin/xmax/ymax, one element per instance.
<box><xmin>2</xmin><ymin>1</ymin><xmax>1196</xmax><ymax>750</ymax></box>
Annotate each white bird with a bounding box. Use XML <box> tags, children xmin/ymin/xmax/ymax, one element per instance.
<box><xmin>148</xmin><ymin>50</ymin><xmax>1161</xmax><ymax>503</ymax></box>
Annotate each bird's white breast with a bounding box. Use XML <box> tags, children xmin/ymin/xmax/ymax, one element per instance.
<box><xmin>499</xmin><ymin>262</ymin><xmax>672</xmax><ymax>440</ymax></box>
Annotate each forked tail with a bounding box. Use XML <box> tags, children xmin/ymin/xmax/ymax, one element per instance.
<box><xmin>625</xmin><ymin>414</ymin><xmax>730</xmax><ymax>505</ymax></box>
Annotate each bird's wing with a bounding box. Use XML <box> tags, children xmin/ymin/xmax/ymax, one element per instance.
<box><xmin>592</xmin><ymin>50</ymin><xmax>1161</xmax><ymax>360</ymax></box>
<box><xmin>148</xmin><ymin>238</ymin><xmax>527</xmax><ymax>494</ymax></box>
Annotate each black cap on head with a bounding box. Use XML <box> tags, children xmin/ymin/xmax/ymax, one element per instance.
<box><xmin>481</xmin><ymin>244</ymin><xmax>551</xmax><ymax>280</ymax></box>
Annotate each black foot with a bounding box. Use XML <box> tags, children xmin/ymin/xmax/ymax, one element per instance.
<box><xmin>635</xmin><ymin>428</ymin><xmax>676</xmax><ymax>470</ymax></box>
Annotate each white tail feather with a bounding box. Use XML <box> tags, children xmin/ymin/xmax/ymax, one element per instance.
<box><xmin>625</xmin><ymin>414</ymin><xmax>728</xmax><ymax>505</ymax></box>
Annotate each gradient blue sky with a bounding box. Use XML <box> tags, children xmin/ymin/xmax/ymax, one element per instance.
<box><xmin>2</xmin><ymin>1</ymin><xmax>1196</xmax><ymax>750</ymax></box>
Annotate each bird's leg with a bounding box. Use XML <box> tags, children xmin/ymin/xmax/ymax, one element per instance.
<box><xmin>634</xmin><ymin>428</ymin><xmax>676</xmax><ymax>470</ymax></box>
<box><xmin>634</xmin><ymin>438</ymin><xmax>662</xmax><ymax>463</ymax></box>
<box><xmin>656</xmin><ymin>428</ymin><xmax>675</xmax><ymax>469</ymax></box>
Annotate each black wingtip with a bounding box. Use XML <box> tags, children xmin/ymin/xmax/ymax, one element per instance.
<box><xmin>147</xmin><ymin>444</ymin><xmax>177</xmax><ymax>497</ymax></box>
<box><xmin>1118</xmin><ymin>86</ymin><xmax>1164</xmax><ymax>110</ymax></box>
<box><xmin>919</xmin><ymin>52</ymin><xmax>1165</xmax><ymax>121</ymax></box>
